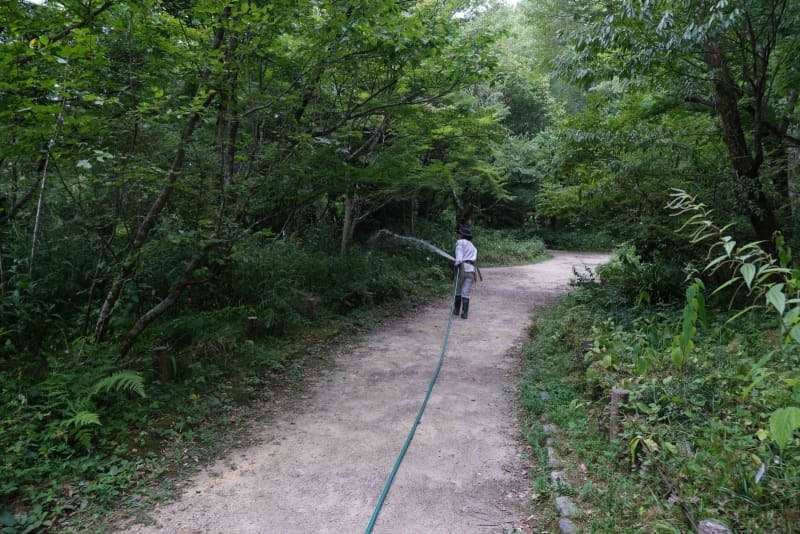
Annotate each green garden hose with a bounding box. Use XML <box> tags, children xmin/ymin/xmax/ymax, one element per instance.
<box><xmin>364</xmin><ymin>271</ymin><xmax>461</xmax><ymax>533</ymax></box>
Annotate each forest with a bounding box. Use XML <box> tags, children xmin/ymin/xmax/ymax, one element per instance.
<box><xmin>1</xmin><ymin>0</ymin><xmax>798</xmax><ymax>532</ymax></box>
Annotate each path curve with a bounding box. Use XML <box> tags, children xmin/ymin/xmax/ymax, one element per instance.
<box><xmin>119</xmin><ymin>251</ymin><xmax>609</xmax><ymax>534</ymax></box>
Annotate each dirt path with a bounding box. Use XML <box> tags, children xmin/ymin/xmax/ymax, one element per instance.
<box><xmin>119</xmin><ymin>251</ymin><xmax>609</xmax><ymax>534</ymax></box>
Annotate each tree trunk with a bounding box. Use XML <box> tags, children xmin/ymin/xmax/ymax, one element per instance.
<box><xmin>339</xmin><ymin>115</ymin><xmax>391</xmax><ymax>254</ymax></box>
<box><xmin>776</xmin><ymin>90</ymin><xmax>798</xmax><ymax>216</ymax></box>
<box><xmin>93</xmin><ymin>90</ymin><xmax>217</xmax><ymax>343</ymax></box>
<box><xmin>451</xmin><ymin>187</ymin><xmax>473</xmax><ymax>228</ymax></box>
<box><xmin>28</xmin><ymin>97</ymin><xmax>66</xmax><ymax>276</ymax></box>
<box><xmin>220</xmin><ymin>33</ymin><xmax>239</xmax><ymax>187</ymax></box>
<box><xmin>705</xmin><ymin>40</ymin><xmax>779</xmax><ymax>255</ymax></box>
<box><xmin>94</xmin><ymin>10</ymin><xmax>231</xmax><ymax>343</ymax></box>
<box><xmin>341</xmin><ymin>188</ymin><xmax>357</xmax><ymax>255</ymax></box>
<box><xmin>118</xmin><ymin>241</ymin><xmax>218</xmax><ymax>356</ymax></box>
<box><xmin>340</xmin><ymin>186</ymin><xmax>384</xmax><ymax>254</ymax></box>
<box><xmin>410</xmin><ymin>191</ymin><xmax>419</xmax><ymax>235</ymax></box>
<box><xmin>790</xmin><ymin>139</ymin><xmax>800</xmax><ymax>216</ymax></box>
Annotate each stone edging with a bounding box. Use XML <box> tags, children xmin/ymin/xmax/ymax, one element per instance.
<box><xmin>540</xmin><ymin>417</ymin><xmax>579</xmax><ymax>533</ymax></box>
<box><xmin>537</xmin><ymin>390</ymin><xmax>734</xmax><ymax>534</ymax></box>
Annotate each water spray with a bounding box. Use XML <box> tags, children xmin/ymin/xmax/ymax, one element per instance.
<box><xmin>368</xmin><ymin>229</ymin><xmax>455</xmax><ymax>262</ymax></box>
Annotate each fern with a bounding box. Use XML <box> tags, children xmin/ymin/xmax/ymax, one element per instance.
<box><xmin>63</xmin><ymin>410</ymin><xmax>101</xmax><ymax>428</ymax></box>
<box><xmin>90</xmin><ymin>370</ymin><xmax>146</xmax><ymax>398</ymax></box>
<box><xmin>61</xmin><ymin>407</ymin><xmax>100</xmax><ymax>450</ymax></box>
<box><xmin>70</xmin><ymin>426</ymin><xmax>96</xmax><ymax>450</ymax></box>
<box><xmin>60</xmin><ymin>400</ymin><xmax>102</xmax><ymax>449</ymax></box>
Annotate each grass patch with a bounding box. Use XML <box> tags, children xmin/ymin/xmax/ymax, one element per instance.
<box><xmin>519</xmin><ymin>294</ymin><xmax>800</xmax><ymax>532</ymax></box>
<box><xmin>475</xmin><ymin>230</ymin><xmax>548</xmax><ymax>266</ymax></box>
<box><xmin>530</xmin><ymin>227</ymin><xmax>619</xmax><ymax>252</ymax></box>
<box><xmin>519</xmin><ymin>298</ymin><xmax>687</xmax><ymax>531</ymax></box>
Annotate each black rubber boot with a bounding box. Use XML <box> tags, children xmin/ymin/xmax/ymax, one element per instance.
<box><xmin>453</xmin><ymin>296</ymin><xmax>462</xmax><ymax>315</ymax></box>
<box><xmin>460</xmin><ymin>298</ymin><xmax>469</xmax><ymax>319</ymax></box>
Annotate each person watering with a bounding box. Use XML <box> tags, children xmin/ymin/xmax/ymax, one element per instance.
<box><xmin>453</xmin><ymin>226</ymin><xmax>478</xmax><ymax>319</ymax></box>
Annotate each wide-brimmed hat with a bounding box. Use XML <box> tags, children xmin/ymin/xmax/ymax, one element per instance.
<box><xmin>456</xmin><ymin>226</ymin><xmax>472</xmax><ymax>238</ymax></box>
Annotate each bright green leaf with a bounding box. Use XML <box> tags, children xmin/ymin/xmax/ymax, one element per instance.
<box><xmin>766</xmin><ymin>284</ymin><xmax>786</xmax><ymax>315</ymax></box>
<box><xmin>789</xmin><ymin>324</ymin><xmax>800</xmax><ymax>345</ymax></box>
<box><xmin>740</xmin><ymin>263</ymin><xmax>756</xmax><ymax>288</ymax></box>
<box><xmin>769</xmin><ymin>407</ymin><xmax>800</xmax><ymax>450</ymax></box>
<box><xmin>723</xmin><ymin>239</ymin><xmax>736</xmax><ymax>256</ymax></box>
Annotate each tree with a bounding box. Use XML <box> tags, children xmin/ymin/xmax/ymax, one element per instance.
<box><xmin>567</xmin><ymin>0</ymin><xmax>800</xmax><ymax>253</ymax></box>
<box><xmin>272</xmin><ymin>0</ymin><xmax>504</xmax><ymax>250</ymax></box>
<box><xmin>1</xmin><ymin>0</ymin><xmax>508</xmax><ymax>355</ymax></box>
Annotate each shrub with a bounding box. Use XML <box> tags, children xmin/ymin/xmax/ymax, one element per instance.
<box><xmin>575</xmin><ymin>243</ymin><xmax>686</xmax><ymax>307</ymax></box>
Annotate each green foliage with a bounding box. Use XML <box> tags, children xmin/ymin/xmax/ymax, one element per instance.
<box><xmin>521</xmin><ymin>298</ymin><xmax>684</xmax><ymax>530</ymax></box>
<box><xmin>533</xmin><ymin>226</ymin><xmax>618</xmax><ymax>252</ymax></box>
<box><xmin>561</xmin><ymin>0</ymin><xmax>799</xmax><ymax>247</ymax></box>
<box><xmin>2</xmin><ymin>0</ymin><xmax>510</xmax><ymax>353</ymax></box>
<box><xmin>0</xmin><ymin>219</ymin><xmax>467</xmax><ymax>528</ymax></box>
<box><xmin>500</xmin><ymin>72</ymin><xmax>558</xmax><ymax>136</ymax></box>
<box><xmin>519</xmin><ymin>85</ymin><xmax>738</xmax><ymax>253</ymax></box>
<box><xmin>670</xmin><ymin>279</ymin><xmax>706</xmax><ymax>368</ymax></box>
<box><xmin>91</xmin><ymin>371</ymin><xmax>146</xmax><ymax>399</ymax></box>
<box><xmin>770</xmin><ymin>408</ymin><xmax>800</xmax><ymax>452</ymax></box>
<box><xmin>474</xmin><ymin>230</ymin><xmax>547</xmax><ymax>266</ymax></box>
<box><xmin>5</xmin><ymin>0</ymin><xmax>797</xmax><ymax>530</ymax></box>
<box><xmin>506</xmin><ymin>0</ymin><xmax>800</xmax><ymax>532</ymax></box>
<box><xmin>670</xmin><ymin>190</ymin><xmax>800</xmax><ymax>341</ymax></box>
<box><xmin>520</xmin><ymin>188</ymin><xmax>800</xmax><ymax>530</ymax></box>
<box><xmin>668</xmin><ymin>190</ymin><xmax>800</xmax><ymax>462</ymax></box>
<box><xmin>575</xmin><ymin>243</ymin><xmax>686</xmax><ymax>307</ymax></box>
<box><xmin>217</xmin><ymin>232</ymin><xmax>445</xmax><ymax>317</ymax></box>
<box><xmin>1</xmin><ymin>354</ymin><xmax>151</xmax><ymax>527</ymax></box>
<box><xmin>523</xmin><ymin>292</ymin><xmax>800</xmax><ymax>531</ymax></box>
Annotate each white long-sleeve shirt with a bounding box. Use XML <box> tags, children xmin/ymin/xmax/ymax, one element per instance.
<box><xmin>455</xmin><ymin>238</ymin><xmax>477</xmax><ymax>273</ymax></box>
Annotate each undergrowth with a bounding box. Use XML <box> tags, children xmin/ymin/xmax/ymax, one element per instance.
<box><xmin>520</xmin><ymin>292</ymin><xmax>800</xmax><ymax>532</ymax></box>
<box><xmin>475</xmin><ymin>230</ymin><xmax>547</xmax><ymax>266</ymax></box>
<box><xmin>531</xmin><ymin>226</ymin><xmax>618</xmax><ymax>252</ymax></box>
<box><xmin>1</xmin><ymin>228</ymin><xmax>545</xmax><ymax>532</ymax></box>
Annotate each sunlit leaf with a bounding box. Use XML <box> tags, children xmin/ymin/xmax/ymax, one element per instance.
<box><xmin>765</xmin><ymin>284</ymin><xmax>786</xmax><ymax>315</ymax></box>
<box><xmin>740</xmin><ymin>263</ymin><xmax>756</xmax><ymax>288</ymax></box>
<box><xmin>769</xmin><ymin>407</ymin><xmax>800</xmax><ymax>451</ymax></box>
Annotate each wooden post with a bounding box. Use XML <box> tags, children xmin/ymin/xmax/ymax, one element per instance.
<box><xmin>609</xmin><ymin>387</ymin><xmax>630</xmax><ymax>440</ymax></box>
<box><xmin>153</xmin><ymin>346</ymin><xmax>169</xmax><ymax>381</ymax></box>
<box><xmin>246</xmin><ymin>316</ymin><xmax>259</xmax><ymax>340</ymax></box>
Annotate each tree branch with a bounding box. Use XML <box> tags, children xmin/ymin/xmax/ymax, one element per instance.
<box><xmin>93</xmin><ymin>9</ymin><xmax>230</xmax><ymax>344</ymax></box>
<box><xmin>118</xmin><ymin>240</ymin><xmax>220</xmax><ymax>357</ymax></box>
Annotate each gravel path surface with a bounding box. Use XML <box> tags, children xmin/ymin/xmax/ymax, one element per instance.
<box><xmin>118</xmin><ymin>251</ymin><xmax>609</xmax><ymax>534</ymax></box>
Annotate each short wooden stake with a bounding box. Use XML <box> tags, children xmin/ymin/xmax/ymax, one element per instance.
<box><xmin>609</xmin><ymin>387</ymin><xmax>630</xmax><ymax>440</ymax></box>
<box><xmin>246</xmin><ymin>316</ymin><xmax>260</xmax><ymax>340</ymax></box>
<box><xmin>153</xmin><ymin>346</ymin><xmax>169</xmax><ymax>381</ymax></box>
